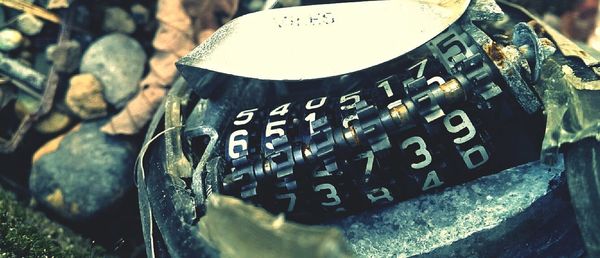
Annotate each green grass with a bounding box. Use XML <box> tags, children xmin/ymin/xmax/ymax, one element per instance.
<box><xmin>0</xmin><ymin>186</ymin><xmax>112</xmax><ymax>257</ymax></box>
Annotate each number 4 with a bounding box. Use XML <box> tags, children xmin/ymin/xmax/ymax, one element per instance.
<box><xmin>270</xmin><ymin>103</ymin><xmax>290</xmax><ymax>117</ymax></box>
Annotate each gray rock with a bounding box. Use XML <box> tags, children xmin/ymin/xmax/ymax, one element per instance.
<box><xmin>46</xmin><ymin>40</ymin><xmax>81</xmax><ymax>73</ymax></box>
<box><xmin>30</xmin><ymin>119</ymin><xmax>136</xmax><ymax>220</ymax></box>
<box><xmin>16</xmin><ymin>13</ymin><xmax>44</xmax><ymax>36</ymax></box>
<box><xmin>102</xmin><ymin>7</ymin><xmax>136</xmax><ymax>34</ymax></box>
<box><xmin>0</xmin><ymin>29</ymin><xmax>23</xmax><ymax>51</ymax></box>
<box><xmin>130</xmin><ymin>4</ymin><xmax>150</xmax><ymax>25</ymax></box>
<box><xmin>334</xmin><ymin>157</ymin><xmax>585</xmax><ymax>257</ymax></box>
<box><xmin>80</xmin><ymin>33</ymin><xmax>146</xmax><ymax>108</ymax></box>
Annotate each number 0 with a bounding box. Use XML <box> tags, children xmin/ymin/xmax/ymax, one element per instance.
<box><xmin>463</xmin><ymin>145</ymin><xmax>489</xmax><ymax>169</ymax></box>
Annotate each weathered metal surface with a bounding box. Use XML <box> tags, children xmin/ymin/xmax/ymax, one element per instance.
<box><xmin>566</xmin><ymin>138</ymin><xmax>600</xmax><ymax>257</ymax></box>
<box><xmin>535</xmin><ymin>43</ymin><xmax>600</xmax><ymax>258</ymax></box>
<box><xmin>334</xmin><ymin>157</ymin><xmax>584</xmax><ymax>257</ymax></box>
<box><xmin>137</xmin><ymin>76</ymin><xmax>269</xmax><ymax>257</ymax></box>
<box><xmin>460</xmin><ymin>1</ymin><xmax>548</xmax><ymax>115</ymax></box>
<box><xmin>176</xmin><ymin>0</ymin><xmax>470</xmax><ymax>81</ymax></box>
<box><xmin>199</xmin><ymin>195</ymin><xmax>354</xmax><ymax>258</ymax></box>
<box><xmin>140</xmin><ymin>1</ymin><xmax>598</xmax><ymax>257</ymax></box>
<box><xmin>498</xmin><ymin>0</ymin><xmax>600</xmax><ymax>71</ymax></box>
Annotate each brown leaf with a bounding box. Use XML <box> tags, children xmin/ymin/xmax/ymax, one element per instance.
<box><xmin>184</xmin><ymin>0</ymin><xmax>239</xmax><ymax>42</ymax></box>
<box><xmin>103</xmin><ymin>0</ymin><xmax>239</xmax><ymax>135</ymax></box>
<box><xmin>101</xmin><ymin>86</ymin><xmax>167</xmax><ymax>135</ymax></box>
<box><xmin>0</xmin><ymin>0</ymin><xmax>61</xmax><ymax>23</ymax></box>
<box><xmin>46</xmin><ymin>0</ymin><xmax>70</xmax><ymax>9</ymax></box>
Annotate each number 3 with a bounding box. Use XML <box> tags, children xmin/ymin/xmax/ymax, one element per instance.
<box><xmin>401</xmin><ymin>136</ymin><xmax>432</xmax><ymax>169</ymax></box>
<box><xmin>315</xmin><ymin>183</ymin><xmax>342</xmax><ymax>207</ymax></box>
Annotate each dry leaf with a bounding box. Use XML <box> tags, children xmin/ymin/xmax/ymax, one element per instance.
<box><xmin>102</xmin><ymin>0</ymin><xmax>239</xmax><ymax>135</ymax></box>
<box><xmin>0</xmin><ymin>0</ymin><xmax>61</xmax><ymax>23</ymax></box>
<box><xmin>47</xmin><ymin>0</ymin><xmax>70</xmax><ymax>9</ymax></box>
<box><xmin>184</xmin><ymin>0</ymin><xmax>239</xmax><ymax>42</ymax></box>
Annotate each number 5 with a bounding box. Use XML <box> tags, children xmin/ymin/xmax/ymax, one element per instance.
<box><xmin>339</xmin><ymin>91</ymin><xmax>360</xmax><ymax>110</ymax></box>
<box><xmin>234</xmin><ymin>108</ymin><xmax>258</xmax><ymax>126</ymax></box>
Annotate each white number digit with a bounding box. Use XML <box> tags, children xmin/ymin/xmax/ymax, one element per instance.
<box><xmin>444</xmin><ymin>109</ymin><xmax>476</xmax><ymax>144</ymax></box>
<box><xmin>339</xmin><ymin>91</ymin><xmax>361</xmax><ymax>110</ymax></box>
<box><xmin>276</xmin><ymin>193</ymin><xmax>296</xmax><ymax>212</ymax></box>
<box><xmin>463</xmin><ymin>145</ymin><xmax>489</xmax><ymax>169</ymax></box>
<box><xmin>306</xmin><ymin>97</ymin><xmax>327</xmax><ymax>110</ymax></box>
<box><xmin>305</xmin><ymin>113</ymin><xmax>317</xmax><ymax>134</ymax></box>
<box><xmin>233</xmin><ymin>108</ymin><xmax>258</xmax><ymax>126</ymax></box>
<box><xmin>408</xmin><ymin>59</ymin><xmax>427</xmax><ymax>79</ymax></box>
<box><xmin>354</xmin><ymin>151</ymin><xmax>374</xmax><ymax>183</ymax></box>
<box><xmin>228</xmin><ymin>130</ymin><xmax>248</xmax><ymax>159</ymax></box>
<box><xmin>270</xmin><ymin>103</ymin><xmax>291</xmax><ymax>117</ymax></box>
<box><xmin>422</xmin><ymin>170</ymin><xmax>444</xmax><ymax>191</ymax></box>
<box><xmin>427</xmin><ymin>76</ymin><xmax>446</xmax><ymax>86</ymax></box>
<box><xmin>342</xmin><ymin>114</ymin><xmax>358</xmax><ymax>128</ymax></box>
<box><xmin>313</xmin><ymin>167</ymin><xmax>331</xmax><ymax>178</ymax></box>
<box><xmin>367</xmin><ymin>187</ymin><xmax>394</xmax><ymax>204</ymax></box>
<box><xmin>401</xmin><ymin>136</ymin><xmax>432</xmax><ymax>169</ymax></box>
<box><xmin>265</xmin><ymin>120</ymin><xmax>286</xmax><ymax>149</ymax></box>
<box><xmin>315</xmin><ymin>183</ymin><xmax>342</xmax><ymax>207</ymax></box>
<box><xmin>378</xmin><ymin>81</ymin><xmax>394</xmax><ymax>97</ymax></box>
<box><xmin>387</xmin><ymin>99</ymin><xmax>404</xmax><ymax>110</ymax></box>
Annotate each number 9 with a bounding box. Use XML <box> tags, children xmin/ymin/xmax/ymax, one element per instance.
<box><xmin>444</xmin><ymin>109</ymin><xmax>476</xmax><ymax>144</ymax></box>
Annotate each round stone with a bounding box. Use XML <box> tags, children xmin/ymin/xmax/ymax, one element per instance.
<box><xmin>80</xmin><ymin>33</ymin><xmax>146</xmax><ymax>108</ymax></box>
<box><xmin>30</xmin><ymin>119</ymin><xmax>136</xmax><ymax>220</ymax></box>
<box><xmin>65</xmin><ymin>73</ymin><xmax>108</xmax><ymax>120</ymax></box>
<box><xmin>102</xmin><ymin>7</ymin><xmax>136</xmax><ymax>34</ymax></box>
<box><xmin>16</xmin><ymin>13</ymin><xmax>44</xmax><ymax>36</ymax></box>
<box><xmin>0</xmin><ymin>29</ymin><xmax>23</xmax><ymax>52</ymax></box>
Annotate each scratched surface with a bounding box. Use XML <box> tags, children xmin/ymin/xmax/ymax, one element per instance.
<box><xmin>334</xmin><ymin>157</ymin><xmax>585</xmax><ymax>257</ymax></box>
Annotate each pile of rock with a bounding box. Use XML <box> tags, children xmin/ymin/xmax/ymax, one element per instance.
<box><xmin>0</xmin><ymin>3</ymin><xmax>149</xmax><ymax>221</ymax></box>
<box><xmin>30</xmin><ymin>31</ymin><xmax>147</xmax><ymax>220</ymax></box>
